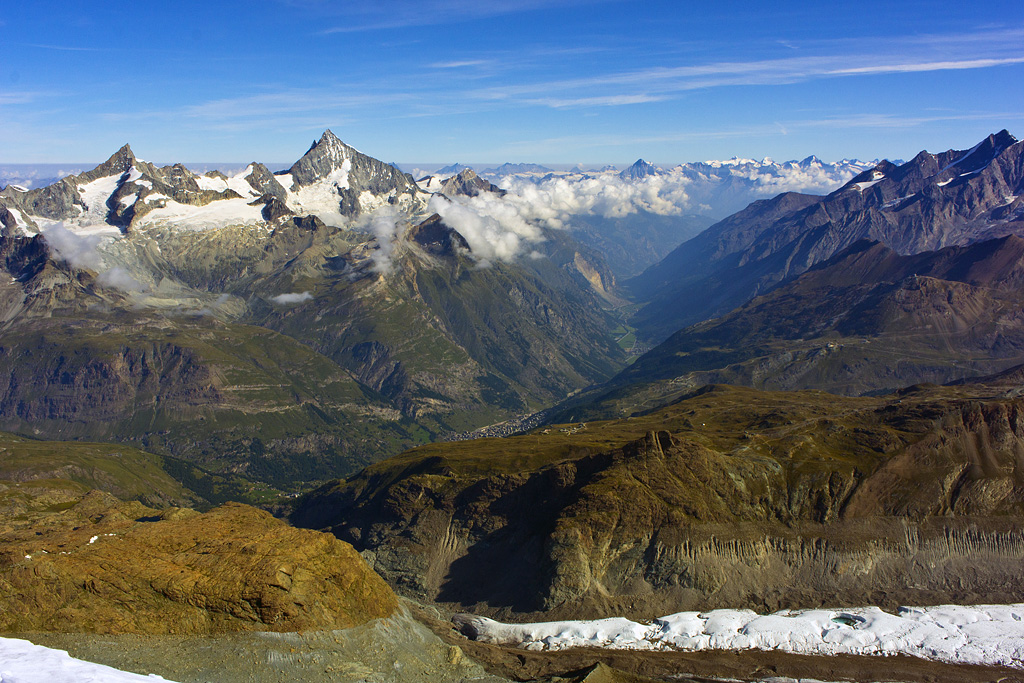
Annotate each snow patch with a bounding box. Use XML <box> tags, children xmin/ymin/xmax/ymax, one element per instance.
<box><xmin>134</xmin><ymin>197</ymin><xmax>265</xmax><ymax>231</ymax></box>
<box><xmin>284</xmin><ymin>159</ymin><xmax>352</xmax><ymax>227</ymax></box>
<box><xmin>7</xmin><ymin>207</ymin><xmax>31</xmax><ymax>233</ymax></box>
<box><xmin>274</xmin><ymin>173</ymin><xmax>294</xmax><ymax>192</ymax></box>
<box><xmin>75</xmin><ymin>174</ymin><xmax>121</xmax><ymax>225</ymax></box>
<box><xmin>854</xmin><ymin>179</ymin><xmax>882</xmax><ymax>191</ymax></box>
<box><xmin>0</xmin><ymin>636</ymin><xmax>179</xmax><ymax>682</ymax></box>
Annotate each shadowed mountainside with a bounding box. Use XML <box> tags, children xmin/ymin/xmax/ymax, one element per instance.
<box><xmin>552</xmin><ymin>234</ymin><xmax>1024</xmax><ymax>421</ymax></box>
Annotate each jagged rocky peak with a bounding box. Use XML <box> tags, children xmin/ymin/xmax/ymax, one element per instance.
<box><xmin>87</xmin><ymin>143</ymin><xmax>137</xmax><ymax>180</ymax></box>
<box><xmin>407</xmin><ymin>213</ymin><xmax>470</xmax><ymax>256</ymax></box>
<box><xmin>0</xmin><ymin>145</ymin><xmax>141</xmax><ymax>224</ymax></box>
<box><xmin>619</xmin><ymin>158</ymin><xmax>660</xmax><ymax>180</ymax></box>
<box><xmin>439</xmin><ymin>168</ymin><xmax>506</xmax><ymax>198</ymax></box>
<box><xmin>946</xmin><ymin>128</ymin><xmax>1019</xmax><ymax>174</ymax></box>
<box><xmin>285</xmin><ymin>130</ymin><xmax>417</xmax><ymax>218</ymax></box>
<box><xmin>287</xmin><ymin>129</ymin><xmax>355</xmax><ymax>187</ymax></box>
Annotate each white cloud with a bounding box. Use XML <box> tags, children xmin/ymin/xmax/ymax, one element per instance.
<box><xmin>430</xmin><ymin>60</ymin><xmax>490</xmax><ymax>69</ymax></box>
<box><xmin>421</xmin><ymin>158</ymin><xmax>868</xmax><ymax>261</ymax></box>
<box><xmin>361</xmin><ymin>207</ymin><xmax>402</xmax><ymax>274</ymax></box>
<box><xmin>496</xmin><ymin>173</ymin><xmax>694</xmax><ymax>226</ymax></box>
<box><xmin>40</xmin><ymin>224</ymin><xmax>153</xmax><ymax>293</ymax></box>
<box><xmin>40</xmin><ymin>224</ymin><xmax>103</xmax><ymax>270</ymax></box>
<box><xmin>428</xmin><ymin>194</ymin><xmax>544</xmax><ymax>262</ymax></box>
<box><xmin>96</xmin><ymin>266</ymin><xmax>147</xmax><ymax>292</ymax></box>
<box><xmin>271</xmin><ymin>291</ymin><xmax>314</xmax><ymax>304</ymax></box>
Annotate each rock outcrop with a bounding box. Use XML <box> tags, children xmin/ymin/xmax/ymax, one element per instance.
<box><xmin>439</xmin><ymin>169</ymin><xmax>507</xmax><ymax>198</ymax></box>
<box><xmin>0</xmin><ymin>491</ymin><xmax>396</xmax><ymax>634</ymax></box>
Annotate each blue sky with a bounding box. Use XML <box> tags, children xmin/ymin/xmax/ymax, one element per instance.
<box><xmin>2</xmin><ymin>0</ymin><xmax>1023</xmax><ymax>166</ymax></box>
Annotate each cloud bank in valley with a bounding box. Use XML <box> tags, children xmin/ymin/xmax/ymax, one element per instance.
<box><xmin>427</xmin><ymin>194</ymin><xmax>544</xmax><ymax>263</ymax></box>
<box><xmin>499</xmin><ymin>174</ymin><xmax>694</xmax><ymax>227</ymax></box>
<box><xmin>419</xmin><ymin>160</ymin><xmax>868</xmax><ymax>263</ymax></box>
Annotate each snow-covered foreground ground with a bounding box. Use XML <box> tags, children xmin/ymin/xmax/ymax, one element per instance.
<box><xmin>458</xmin><ymin>604</ymin><xmax>1024</xmax><ymax>669</ymax></box>
<box><xmin>0</xmin><ymin>637</ymin><xmax>177</xmax><ymax>683</ymax></box>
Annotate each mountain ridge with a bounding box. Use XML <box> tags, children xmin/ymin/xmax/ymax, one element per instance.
<box><xmin>628</xmin><ymin>130</ymin><xmax>1024</xmax><ymax>340</ymax></box>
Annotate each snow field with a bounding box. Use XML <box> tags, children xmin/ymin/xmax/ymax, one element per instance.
<box><xmin>460</xmin><ymin>603</ymin><xmax>1024</xmax><ymax>668</ymax></box>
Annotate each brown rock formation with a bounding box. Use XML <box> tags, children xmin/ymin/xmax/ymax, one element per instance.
<box><xmin>0</xmin><ymin>491</ymin><xmax>396</xmax><ymax>634</ymax></box>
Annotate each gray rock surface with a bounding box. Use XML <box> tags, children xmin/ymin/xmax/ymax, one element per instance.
<box><xmin>19</xmin><ymin>605</ymin><xmax>509</xmax><ymax>683</ymax></box>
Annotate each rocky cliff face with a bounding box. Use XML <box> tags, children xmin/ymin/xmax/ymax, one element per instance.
<box><xmin>0</xmin><ymin>491</ymin><xmax>396</xmax><ymax>634</ymax></box>
<box><xmin>0</xmin><ymin>313</ymin><xmax>425</xmax><ymax>485</ymax></box>
<box><xmin>294</xmin><ymin>381</ymin><xmax>1024</xmax><ymax>619</ymax></box>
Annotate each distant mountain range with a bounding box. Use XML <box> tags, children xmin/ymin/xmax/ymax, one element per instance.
<box><xmin>0</xmin><ymin>131</ymin><xmax>626</xmax><ymax>490</ymax></box>
<box><xmin>628</xmin><ymin>130</ymin><xmax>1024</xmax><ymax>340</ymax></box>
<box><xmin>6</xmin><ymin>124</ymin><xmax>1024</xmax><ymax>646</ymax></box>
<box><xmin>534</xmin><ymin>130</ymin><xmax>1024</xmax><ymax>423</ymax></box>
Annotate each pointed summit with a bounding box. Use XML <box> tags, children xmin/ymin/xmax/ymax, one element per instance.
<box><xmin>79</xmin><ymin>144</ymin><xmax>137</xmax><ymax>183</ymax></box>
<box><xmin>289</xmin><ymin>130</ymin><xmax>356</xmax><ymax>187</ymax></box>
<box><xmin>948</xmin><ymin>129</ymin><xmax>1019</xmax><ymax>175</ymax></box>
<box><xmin>436</xmin><ymin>163</ymin><xmax>471</xmax><ymax>176</ymax></box>
<box><xmin>619</xmin><ymin>158</ymin><xmax>660</xmax><ymax>180</ymax></box>
<box><xmin>408</xmin><ymin>214</ymin><xmax>471</xmax><ymax>257</ymax></box>
<box><xmin>286</xmin><ymin>130</ymin><xmax>417</xmax><ymax>218</ymax></box>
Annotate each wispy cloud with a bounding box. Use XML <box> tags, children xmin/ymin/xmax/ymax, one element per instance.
<box><xmin>21</xmin><ymin>43</ymin><xmax>104</xmax><ymax>52</ymax></box>
<box><xmin>0</xmin><ymin>91</ymin><xmax>59</xmax><ymax>106</ymax></box>
<box><xmin>499</xmin><ymin>110</ymin><xmax>1024</xmax><ymax>153</ymax></box>
<box><xmin>827</xmin><ymin>57</ymin><xmax>1024</xmax><ymax>75</ymax></box>
<box><xmin>467</xmin><ymin>28</ymin><xmax>1024</xmax><ymax>109</ymax></box>
<box><xmin>313</xmin><ymin>0</ymin><xmax>617</xmax><ymax>33</ymax></box>
<box><xmin>71</xmin><ymin>23</ymin><xmax>1024</xmax><ymax>154</ymax></box>
<box><xmin>527</xmin><ymin>94</ymin><xmax>667</xmax><ymax>108</ymax></box>
<box><xmin>429</xmin><ymin>60</ymin><xmax>490</xmax><ymax>69</ymax></box>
